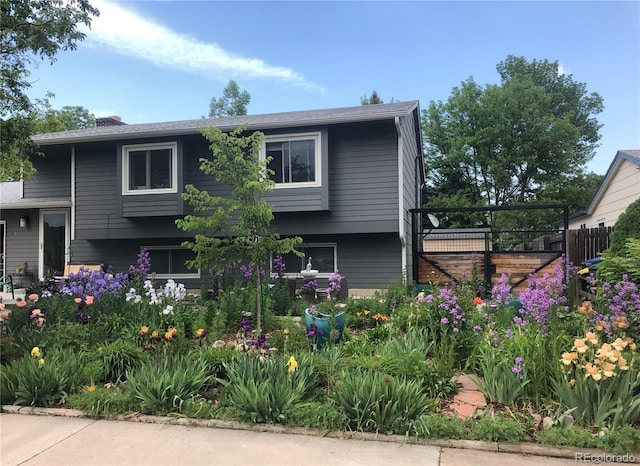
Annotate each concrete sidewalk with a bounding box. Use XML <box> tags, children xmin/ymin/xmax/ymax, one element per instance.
<box><xmin>0</xmin><ymin>413</ymin><xmax>582</xmax><ymax>466</ymax></box>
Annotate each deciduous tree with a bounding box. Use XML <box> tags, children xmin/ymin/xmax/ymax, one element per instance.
<box><xmin>1</xmin><ymin>0</ymin><xmax>99</xmax><ymax>181</ymax></box>
<box><xmin>208</xmin><ymin>80</ymin><xmax>250</xmax><ymax>118</ymax></box>
<box><xmin>422</xmin><ymin>55</ymin><xmax>604</xmax><ymax>228</ymax></box>
<box><xmin>176</xmin><ymin>126</ymin><xmax>302</xmax><ymax>333</ymax></box>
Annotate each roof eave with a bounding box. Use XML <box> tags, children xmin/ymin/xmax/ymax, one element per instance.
<box><xmin>1</xmin><ymin>199</ymin><xmax>72</xmax><ymax>209</ymax></box>
<box><xmin>32</xmin><ymin>105</ymin><xmax>419</xmax><ymax>146</ymax></box>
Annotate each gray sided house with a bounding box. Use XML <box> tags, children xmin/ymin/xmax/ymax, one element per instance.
<box><xmin>0</xmin><ymin>101</ymin><xmax>424</xmax><ymax>293</ymax></box>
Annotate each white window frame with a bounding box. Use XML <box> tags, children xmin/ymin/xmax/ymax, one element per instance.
<box><xmin>272</xmin><ymin>243</ymin><xmax>337</xmax><ymax>279</ymax></box>
<box><xmin>143</xmin><ymin>246</ymin><xmax>200</xmax><ymax>279</ymax></box>
<box><xmin>122</xmin><ymin>142</ymin><xmax>178</xmax><ymax>195</ymax></box>
<box><xmin>262</xmin><ymin>132</ymin><xmax>321</xmax><ymax>188</ymax></box>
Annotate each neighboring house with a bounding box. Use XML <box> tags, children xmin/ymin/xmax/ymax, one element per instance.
<box><xmin>568</xmin><ymin>150</ymin><xmax>640</xmax><ymax>230</ymax></box>
<box><xmin>0</xmin><ymin>101</ymin><xmax>424</xmax><ymax>293</ymax></box>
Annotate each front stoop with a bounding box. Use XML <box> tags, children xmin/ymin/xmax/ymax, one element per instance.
<box><xmin>449</xmin><ymin>374</ymin><xmax>486</xmax><ymax>419</ymax></box>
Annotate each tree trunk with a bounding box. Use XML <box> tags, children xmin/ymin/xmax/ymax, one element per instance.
<box><xmin>256</xmin><ymin>264</ymin><xmax>262</xmax><ymax>334</ymax></box>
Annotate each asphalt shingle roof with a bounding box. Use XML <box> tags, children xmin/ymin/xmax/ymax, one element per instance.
<box><xmin>32</xmin><ymin>101</ymin><xmax>420</xmax><ymax>145</ymax></box>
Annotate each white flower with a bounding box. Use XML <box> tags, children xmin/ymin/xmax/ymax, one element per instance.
<box><xmin>133</xmin><ymin>295</ymin><xmax>142</xmax><ymax>303</ymax></box>
<box><xmin>125</xmin><ymin>288</ymin><xmax>138</xmax><ymax>301</ymax></box>
<box><xmin>162</xmin><ymin>305</ymin><xmax>174</xmax><ymax>315</ymax></box>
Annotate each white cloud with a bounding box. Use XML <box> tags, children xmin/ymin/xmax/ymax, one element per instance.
<box><xmin>557</xmin><ymin>62</ymin><xmax>570</xmax><ymax>76</ymax></box>
<box><xmin>82</xmin><ymin>0</ymin><xmax>318</xmax><ymax>90</ymax></box>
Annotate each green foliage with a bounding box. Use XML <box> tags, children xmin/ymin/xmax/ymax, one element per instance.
<box><xmin>270</xmin><ymin>278</ymin><xmax>292</xmax><ymax>315</ymax></box>
<box><xmin>330</xmin><ymin>370</ymin><xmax>432</xmax><ymax>434</ymax></box>
<box><xmin>196</xmin><ymin>346</ymin><xmax>238</xmax><ymax>380</ymax></box>
<box><xmin>554</xmin><ymin>338</ymin><xmax>640</xmax><ymax>429</ymax></box>
<box><xmin>220</xmin><ymin>354</ymin><xmax>320</xmax><ymax>424</ymax></box>
<box><xmin>1</xmin><ymin>0</ymin><xmax>100</xmax><ymax>181</ymax></box>
<box><xmin>126</xmin><ymin>353</ymin><xmax>210</xmax><ymax>415</ymax></box>
<box><xmin>422</xmin><ymin>55</ymin><xmax>603</xmax><ymax>227</ymax></box>
<box><xmin>65</xmin><ymin>385</ymin><xmax>137</xmax><ymax>419</ymax></box>
<box><xmin>33</xmin><ymin>98</ymin><xmax>95</xmax><ymax>133</ymax></box>
<box><xmin>176</xmin><ymin>125</ymin><xmax>302</xmax><ymax>332</ymax></box>
<box><xmin>94</xmin><ymin>339</ymin><xmax>145</xmax><ymax>384</ymax></box>
<box><xmin>286</xmin><ymin>401</ymin><xmax>344</xmax><ymax>432</ymax></box>
<box><xmin>600</xmin><ymin>239</ymin><xmax>640</xmax><ymax>285</ymax></box>
<box><xmin>208</xmin><ymin>79</ymin><xmax>250</xmax><ymax>118</ymax></box>
<box><xmin>537</xmin><ymin>425</ymin><xmax>640</xmax><ymax>454</ymax></box>
<box><xmin>0</xmin><ymin>348</ymin><xmax>86</xmax><ymax>406</ymax></box>
<box><xmin>470</xmin><ymin>342</ymin><xmax>529</xmax><ymax>406</ymax></box>
<box><xmin>413</xmin><ymin>413</ymin><xmax>468</xmax><ymax>439</ymax></box>
<box><xmin>606</xmin><ymin>197</ymin><xmax>640</xmax><ymax>256</ymax></box>
<box><xmin>470</xmin><ymin>415</ymin><xmax>527</xmax><ymax>442</ymax></box>
<box><xmin>360</xmin><ymin>89</ymin><xmax>384</xmax><ymax>105</ymax></box>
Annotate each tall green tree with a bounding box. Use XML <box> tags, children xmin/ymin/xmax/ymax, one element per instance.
<box><xmin>1</xmin><ymin>0</ymin><xmax>99</xmax><ymax>181</ymax></box>
<box><xmin>422</xmin><ymin>56</ymin><xmax>604</xmax><ymax>228</ymax></box>
<box><xmin>208</xmin><ymin>80</ymin><xmax>251</xmax><ymax>118</ymax></box>
<box><xmin>361</xmin><ymin>90</ymin><xmax>384</xmax><ymax>105</ymax></box>
<box><xmin>34</xmin><ymin>98</ymin><xmax>96</xmax><ymax>133</ymax></box>
<box><xmin>176</xmin><ymin>126</ymin><xmax>302</xmax><ymax>333</ymax></box>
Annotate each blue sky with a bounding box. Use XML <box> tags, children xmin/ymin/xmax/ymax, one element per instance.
<box><xmin>27</xmin><ymin>0</ymin><xmax>639</xmax><ymax>175</ymax></box>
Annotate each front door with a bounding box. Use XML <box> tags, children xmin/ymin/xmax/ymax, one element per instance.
<box><xmin>39</xmin><ymin>210</ymin><xmax>70</xmax><ymax>278</ymax></box>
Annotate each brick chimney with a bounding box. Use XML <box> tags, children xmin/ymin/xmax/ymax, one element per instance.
<box><xmin>96</xmin><ymin>115</ymin><xmax>126</xmax><ymax>126</ymax></box>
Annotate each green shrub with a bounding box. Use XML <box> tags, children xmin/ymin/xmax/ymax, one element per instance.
<box><xmin>599</xmin><ymin>238</ymin><xmax>640</xmax><ymax>285</ymax></box>
<box><xmin>606</xmin><ymin>197</ymin><xmax>640</xmax><ymax>256</ymax></box>
<box><xmin>286</xmin><ymin>401</ymin><xmax>345</xmax><ymax>432</ymax></box>
<box><xmin>197</xmin><ymin>346</ymin><xmax>238</xmax><ymax>380</ymax></box>
<box><xmin>65</xmin><ymin>385</ymin><xmax>137</xmax><ymax>418</ymax></box>
<box><xmin>220</xmin><ymin>353</ymin><xmax>320</xmax><ymax>424</ymax></box>
<box><xmin>470</xmin><ymin>415</ymin><xmax>527</xmax><ymax>442</ymax></box>
<box><xmin>330</xmin><ymin>370</ymin><xmax>431</xmax><ymax>434</ymax></box>
<box><xmin>1</xmin><ymin>348</ymin><xmax>86</xmax><ymax>407</ymax></box>
<box><xmin>413</xmin><ymin>413</ymin><xmax>468</xmax><ymax>439</ymax></box>
<box><xmin>94</xmin><ymin>339</ymin><xmax>145</xmax><ymax>384</ymax></box>
<box><xmin>126</xmin><ymin>353</ymin><xmax>210</xmax><ymax>415</ymax></box>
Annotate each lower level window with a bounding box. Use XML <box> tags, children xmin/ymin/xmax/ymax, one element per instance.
<box><xmin>144</xmin><ymin>247</ymin><xmax>199</xmax><ymax>278</ymax></box>
<box><xmin>274</xmin><ymin>244</ymin><xmax>336</xmax><ymax>277</ymax></box>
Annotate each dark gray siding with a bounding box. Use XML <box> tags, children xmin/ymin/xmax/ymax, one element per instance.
<box><xmin>399</xmin><ymin>113</ymin><xmax>421</xmax><ymax>282</ymax></box>
<box><xmin>68</xmin><ymin>232</ymin><xmax>401</xmax><ymax>290</ymax></box>
<box><xmin>2</xmin><ymin>209</ymin><xmax>40</xmax><ymax>278</ymax></box>
<box><xmin>25</xmin><ymin>147</ymin><xmax>71</xmax><ymax>198</ymax></box>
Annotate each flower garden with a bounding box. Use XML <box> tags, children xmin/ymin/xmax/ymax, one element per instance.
<box><xmin>1</xmin><ymin>249</ymin><xmax>640</xmax><ymax>453</ymax></box>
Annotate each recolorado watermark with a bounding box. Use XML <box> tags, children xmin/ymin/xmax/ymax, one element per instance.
<box><xmin>575</xmin><ymin>453</ymin><xmax>636</xmax><ymax>463</ymax></box>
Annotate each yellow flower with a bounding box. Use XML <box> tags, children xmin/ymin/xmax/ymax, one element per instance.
<box><xmin>356</xmin><ymin>312</ymin><xmax>362</xmax><ymax>317</ymax></box>
<box><xmin>573</xmin><ymin>339</ymin><xmax>588</xmax><ymax>354</ymax></box>
<box><xmin>417</xmin><ymin>292</ymin><xmax>425</xmax><ymax>298</ymax></box>
<box><xmin>38</xmin><ymin>358</ymin><xmax>45</xmax><ymax>368</ymax></box>
<box><xmin>585</xmin><ymin>332</ymin><xmax>598</xmax><ymax>345</ymax></box>
<box><xmin>363</xmin><ymin>310</ymin><xmax>369</xmax><ymax>316</ymax></box>
<box><xmin>560</xmin><ymin>352</ymin><xmax>578</xmax><ymax>365</ymax></box>
<box><xmin>569</xmin><ymin>378</ymin><xmax>576</xmax><ymax>387</ymax></box>
<box><xmin>287</xmin><ymin>356</ymin><xmax>298</xmax><ymax>373</ymax></box>
<box><xmin>283</xmin><ymin>328</ymin><xmax>289</xmax><ymax>336</ymax></box>
<box><xmin>375</xmin><ymin>354</ymin><xmax>381</xmax><ymax>359</ymax></box>
<box><xmin>31</xmin><ymin>347</ymin><xmax>41</xmax><ymax>357</ymax></box>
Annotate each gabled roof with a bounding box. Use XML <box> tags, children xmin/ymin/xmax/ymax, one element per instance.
<box><xmin>571</xmin><ymin>149</ymin><xmax>640</xmax><ymax>220</ymax></box>
<box><xmin>32</xmin><ymin>101</ymin><xmax>421</xmax><ymax>146</ymax></box>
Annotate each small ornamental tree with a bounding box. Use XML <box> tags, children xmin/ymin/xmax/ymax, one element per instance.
<box><xmin>176</xmin><ymin>125</ymin><xmax>302</xmax><ymax>333</ymax></box>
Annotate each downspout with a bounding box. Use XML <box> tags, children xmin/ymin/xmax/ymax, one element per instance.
<box><xmin>395</xmin><ymin>117</ymin><xmax>406</xmax><ymax>276</ymax></box>
<box><xmin>71</xmin><ymin>146</ymin><xmax>75</xmax><ymax>241</ymax></box>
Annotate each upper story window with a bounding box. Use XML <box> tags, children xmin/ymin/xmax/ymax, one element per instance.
<box><xmin>122</xmin><ymin>142</ymin><xmax>177</xmax><ymax>195</ymax></box>
<box><xmin>263</xmin><ymin>132</ymin><xmax>321</xmax><ymax>188</ymax></box>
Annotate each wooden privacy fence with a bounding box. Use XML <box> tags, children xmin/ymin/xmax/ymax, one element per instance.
<box><xmin>567</xmin><ymin>227</ymin><xmax>613</xmax><ymax>265</ymax></box>
<box><xmin>411</xmin><ymin>204</ymin><xmax>570</xmax><ymax>293</ymax></box>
